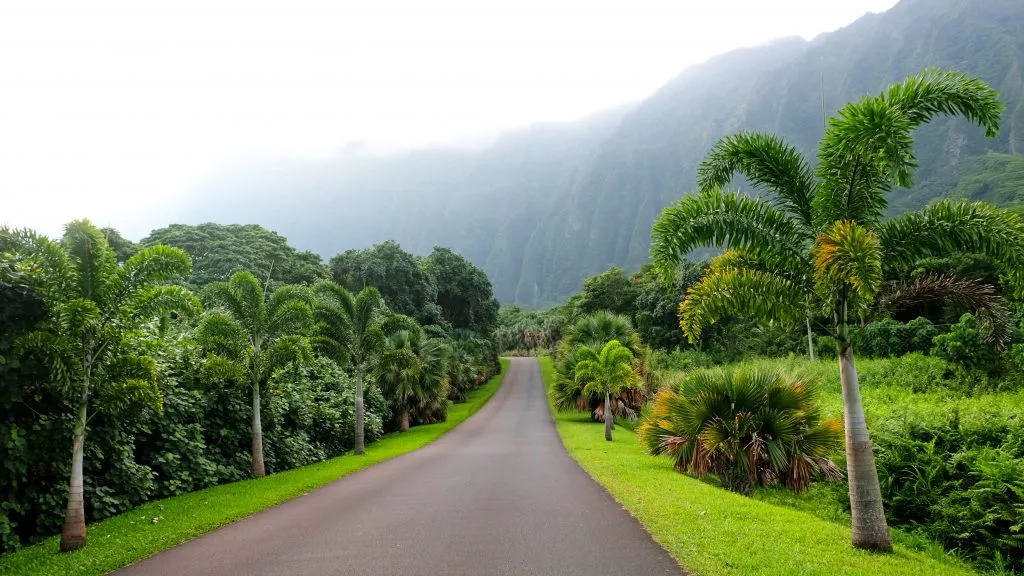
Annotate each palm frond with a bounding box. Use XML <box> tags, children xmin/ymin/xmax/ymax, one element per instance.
<box><xmin>813</xmin><ymin>220</ymin><xmax>883</xmax><ymax>304</ymax></box>
<box><xmin>679</xmin><ymin>268</ymin><xmax>805</xmax><ymax>342</ymax></box>
<box><xmin>698</xmin><ymin>131</ymin><xmax>816</xmax><ymax>227</ymax></box>
<box><xmin>651</xmin><ymin>188</ymin><xmax>809</xmax><ymax>279</ymax></box>
<box><xmin>876</xmin><ymin>274</ymin><xmax>1013</xmax><ymax>349</ymax></box>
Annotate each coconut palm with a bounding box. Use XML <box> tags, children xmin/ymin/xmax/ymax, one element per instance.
<box><xmin>312</xmin><ymin>282</ymin><xmax>388</xmax><ymax>455</ymax></box>
<box><xmin>198</xmin><ymin>271</ymin><xmax>312</xmax><ymax>477</ymax></box>
<box><xmin>3</xmin><ymin>220</ymin><xmax>198</xmax><ymax>552</ymax></box>
<box><xmin>651</xmin><ymin>69</ymin><xmax>1024</xmax><ymax>550</ymax></box>
<box><xmin>639</xmin><ymin>367</ymin><xmax>843</xmax><ymax>494</ymax></box>
<box><xmin>573</xmin><ymin>340</ymin><xmax>638</xmax><ymax>441</ymax></box>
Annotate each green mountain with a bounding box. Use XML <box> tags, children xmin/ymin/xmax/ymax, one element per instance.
<box><xmin>175</xmin><ymin>0</ymin><xmax>1024</xmax><ymax>306</ymax></box>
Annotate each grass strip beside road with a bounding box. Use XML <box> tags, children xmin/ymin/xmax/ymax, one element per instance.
<box><xmin>0</xmin><ymin>358</ymin><xmax>509</xmax><ymax>576</ymax></box>
<box><xmin>537</xmin><ymin>356</ymin><xmax>975</xmax><ymax>576</ymax></box>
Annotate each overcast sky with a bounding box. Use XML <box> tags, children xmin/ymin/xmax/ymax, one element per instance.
<box><xmin>0</xmin><ymin>0</ymin><xmax>900</xmax><ymax>238</ymax></box>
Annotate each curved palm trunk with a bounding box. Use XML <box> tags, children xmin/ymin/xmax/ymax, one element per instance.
<box><xmin>60</xmin><ymin>389</ymin><xmax>88</xmax><ymax>552</ymax></box>
<box><xmin>399</xmin><ymin>407</ymin><xmax>410</xmax><ymax>432</ymax></box>
<box><xmin>354</xmin><ymin>368</ymin><xmax>365</xmax><ymax>455</ymax></box>
<box><xmin>604</xmin><ymin>390</ymin><xmax>613</xmax><ymax>441</ymax></box>
<box><xmin>251</xmin><ymin>381</ymin><xmax>265</xmax><ymax>477</ymax></box>
<box><xmin>836</xmin><ymin>302</ymin><xmax>891</xmax><ymax>551</ymax></box>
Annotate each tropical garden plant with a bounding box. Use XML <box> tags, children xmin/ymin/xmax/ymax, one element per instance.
<box><xmin>651</xmin><ymin>68</ymin><xmax>1024</xmax><ymax>550</ymax></box>
<box><xmin>197</xmin><ymin>271</ymin><xmax>313</xmax><ymax>477</ymax></box>
<box><xmin>1</xmin><ymin>221</ymin><xmax>198</xmax><ymax>552</ymax></box>
<box><xmin>376</xmin><ymin>322</ymin><xmax>451</xmax><ymax>431</ymax></box>
<box><xmin>573</xmin><ymin>340</ymin><xmax>638</xmax><ymax>441</ymax></box>
<box><xmin>312</xmin><ymin>282</ymin><xmax>388</xmax><ymax>455</ymax></box>
<box><xmin>638</xmin><ymin>366</ymin><xmax>843</xmax><ymax>493</ymax></box>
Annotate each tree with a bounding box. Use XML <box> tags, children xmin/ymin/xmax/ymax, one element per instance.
<box><xmin>143</xmin><ymin>223</ymin><xmax>328</xmax><ymax>287</ymax></box>
<box><xmin>639</xmin><ymin>367</ymin><xmax>843</xmax><ymax>494</ymax></box>
<box><xmin>311</xmin><ymin>282</ymin><xmax>388</xmax><ymax>455</ymax></box>
<box><xmin>4</xmin><ymin>220</ymin><xmax>198</xmax><ymax>552</ymax></box>
<box><xmin>197</xmin><ymin>271</ymin><xmax>312</xmax><ymax>477</ymax></box>
<box><xmin>573</xmin><ymin>340</ymin><xmax>637</xmax><ymax>441</ymax></box>
<box><xmin>329</xmin><ymin>241</ymin><xmax>443</xmax><ymax>327</ymax></box>
<box><xmin>100</xmin><ymin>227</ymin><xmax>139</xmax><ymax>264</ymax></box>
<box><xmin>422</xmin><ymin>246</ymin><xmax>499</xmax><ymax>334</ymax></box>
<box><xmin>376</xmin><ymin>322</ymin><xmax>450</xmax><ymax>431</ymax></box>
<box><xmin>651</xmin><ymin>69</ymin><xmax>1024</xmax><ymax>550</ymax></box>
<box><xmin>575</xmin><ymin>267</ymin><xmax>640</xmax><ymax>317</ymax></box>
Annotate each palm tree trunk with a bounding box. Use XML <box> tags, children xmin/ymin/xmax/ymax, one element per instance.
<box><xmin>836</xmin><ymin>306</ymin><xmax>891</xmax><ymax>551</ymax></box>
<box><xmin>604</xmin><ymin>390</ymin><xmax>613</xmax><ymax>441</ymax></box>
<box><xmin>60</xmin><ymin>387</ymin><xmax>88</xmax><ymax>552</ymax></box>
<box><xmin>805</xmin><ymin>316</ymin><xmax>815</xmax><ymax>361</ymax></box>
<box><xmin>354</xmin><ymin>368</ymin><xmax>365</xmax><ymax>455</ymax></box>
<box><xmin>251</xmin><ymin>381</ymin><xmax>265</xmax><ymax>477</ymax></box>
<box><xmin>399</xmin><ymin>408</ymin><xmax>410</xmax><ymax>432</ymax></box>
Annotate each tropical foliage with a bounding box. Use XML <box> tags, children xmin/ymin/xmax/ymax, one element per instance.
<box><xmin>0</xmin><ymin>221</ymin><xmax>499</xmax><ymax>555</ymax></box>
<box><xmin>573</xmin><ymin>340</ymin><xmax>638</xmax><ymax>441</ymax></box>
<box><xmin>651</xmin><ymin>68</ymin><xmax>1024</xmax><ymax>551</ymax></box>
<box><xmin>638</xmin><ymin>367</ymin><xmax>843</xmax><ymax>493</ymax></box>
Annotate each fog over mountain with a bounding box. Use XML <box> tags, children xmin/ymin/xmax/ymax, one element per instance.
<box><xmin>173</xmin><ymin>0</ymin><xmax>1024</xmax><ymax>306</ymax></box>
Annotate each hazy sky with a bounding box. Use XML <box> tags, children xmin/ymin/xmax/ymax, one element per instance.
<box><xmin>0</xmin><ymin>0</ymin><xmax>899</xmax><ymax>238</ymax></box>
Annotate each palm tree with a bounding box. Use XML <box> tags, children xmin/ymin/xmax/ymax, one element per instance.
<box><xmin>198</xmin><ymin>271</ymin><xmax>312</xmax><ymax>477</ymax></box>
<box><xmin>639</xmin><ymin>367</ymin><xmax>843</xmax><ymax>494</ymax></box>
<box><xmin>573</xmin><ymin>340</ymin><xmax>637</xmax><ymax>441</ymax></box>
<box><xmin>651</xmin><ymin>69</ymin><xmax>1024</xmax><ymax>550</ymax></box>
<box><xmin>376</xmin><ymin>323</ymin><xmax>451</xmax><ymax>431</ymax></box>
<box><xmin>3</xmin><ymin>220</ymin><xmax>198</xmax><ymax>552</ymax></box>
<box><xmin>312</xmin><ymin>282</ymin><xmax>387</xmax><ymax>455</ymax></box>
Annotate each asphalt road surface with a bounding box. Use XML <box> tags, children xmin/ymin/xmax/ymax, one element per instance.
<box><xmin>117</xmin><ymin>357</ymin><xmax>684</xmax><ymax>576</ymax></box>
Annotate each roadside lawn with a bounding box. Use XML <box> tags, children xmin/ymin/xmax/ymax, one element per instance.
<box><xmin>537</xmin><ymin>356</ymin><xmax>977</xmax><ymax>576</ymax></box>
<box><xmin>0</xmin><ymin>359</ymin><xmax>508</xmax><ymax>576</ymax></box>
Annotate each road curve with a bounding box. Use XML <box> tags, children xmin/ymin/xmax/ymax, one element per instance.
<box><xmin>117</xmin><ymin>357</ymin><xmax>684</xmax><ymax>576</ymax></box>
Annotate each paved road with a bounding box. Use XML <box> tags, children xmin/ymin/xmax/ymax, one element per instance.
<box><xmin>117</xmin><ymin>357</ymin><xmax>684</xmax><ymax>576</ymax></box>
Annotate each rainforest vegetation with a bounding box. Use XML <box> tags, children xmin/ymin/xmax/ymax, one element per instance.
<box><xmin>0</xmin><ymin>222</ymin><xmax>500</xmax><ymax>554</ymax></box>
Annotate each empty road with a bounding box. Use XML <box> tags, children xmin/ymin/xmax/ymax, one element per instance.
<box><xmin>117</xmin><ymin>357</ymin><xmax>684</xmax><ymax>575</ymax></box>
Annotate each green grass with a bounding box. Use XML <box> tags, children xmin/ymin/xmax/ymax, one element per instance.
<box><xmin>0</xmin><ymin>359</ymin><xmax>508</xmax><ymax>576</ymax></box>
<box><xmin>538</xmin><ymin>356</ymin><xmax>978</xmax><ymax>576</ymax></box>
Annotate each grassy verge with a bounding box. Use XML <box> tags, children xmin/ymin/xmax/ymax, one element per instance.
<box><xmin>0</xmin><ymin>359</ymin><xmax>508</xmax><ymax>576</ymax></box>
<box><xmin>538</xmin><ymin>356</ymin><xmax>976</xmax><ymax>576</ymax></box>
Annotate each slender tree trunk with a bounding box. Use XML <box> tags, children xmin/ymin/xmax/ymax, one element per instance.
<box><xmin>805</xmin><ymin>316</ymin><xmax>816</xmax><ymax>361</ymax></box>
<box><xmin>60</xmin><ymin>386</ymin><xmax>89</xmax><ymax>552</ymax></box>
<box><xmin>251</xmin><ymin>381</ymin><xmax>265</xmax><ymax>477</ymax></box>
<box><xmin>604</xmin><ymin>390</ymin><xmax>613</xmax><ymax>441</ymax></box>
<box><xmin>354</xmin><ymin>367</ymin><xmax>365</xmax><ymax>455</ymax></box>
<box><xmin>399</xmin><ymin>408</ymin><xmax>410</xmax><ymax>432</ymax></box>
<box><xmin>836</xmin><ymin>298</ymin><xmax>891</xmax><ymax>551</ymax></box>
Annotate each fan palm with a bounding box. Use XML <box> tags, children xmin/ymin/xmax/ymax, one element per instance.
<box><xmin>638</xmin><ymin>367</ymin><xmax>843</xmax><ymax>494</ymax></box>
<box><xmin>573</xmin><ymin>340</ymin><xmax>638</xmax><ymax>441</ymax></box>
<box><xmin>311</xmin><ymin>282</ymin><xmax>387</xmax><ymax>455</ymax></box>
<box><xmin>376</xmin><ymin>322</ymin><xmax>451</xmax><ymax>431</ymax></box>
<box><xmin>198</xmin><ymin>271</ymin><xmax>313</xmax><ymax>477</ymax></box>
<box><xmin>651</xmin><ymin>69</ymin><xmax>1024</xmax><ymax>550</ymax></box>
<box><xmin>3</xmin><ymin>220</ymin><xmax>198</xmax><ymax>552</ymax></box>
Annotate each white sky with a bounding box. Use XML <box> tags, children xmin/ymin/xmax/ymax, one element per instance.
<box><xmin>0</xmin><ymin>0</ymin><xmax>899</xmax><ymax>239</ymax></box>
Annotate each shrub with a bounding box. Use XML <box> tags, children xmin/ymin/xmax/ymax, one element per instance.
<box><xmin>638</xmin><ymin>367</ymin><xmax>843</xmax><ymax>494</ymax></box>
<box><xmin>931</xmin><ymin>313</ymin><xmax>1001</xmax><ymax>374</ymax></box>
<box><xmin>855</xmin><ymin>317</ymin><xmax>939</xmax><ymax>358</ymax></box>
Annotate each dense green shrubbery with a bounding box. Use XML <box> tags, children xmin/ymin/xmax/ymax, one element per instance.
<box><xmin>0</xmin><ymin>223</ymin><xmax>500</xmax><ymax>555</ymax></box>
<box><xmin>855</xmin><ymin>317</ymin><xmax>941</xmax><ymax>358</ymax></box>
<box><xmin>873</xmin><ymin>410</ymin><xmax>1024</xmax><ymax>571</ymax></box>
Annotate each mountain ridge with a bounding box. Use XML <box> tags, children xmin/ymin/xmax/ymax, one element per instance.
<box><xmin>176</xmin><ymin>0</ymin><xmax>1024</xmax><ymax>306</ymax></box>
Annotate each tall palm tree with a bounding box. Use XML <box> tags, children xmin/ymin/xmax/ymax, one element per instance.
<box><xmin>574</xmin><ymin>340</ymin><xmax>637</xmax><ymax>441</ymax></box>
<box><xmin>651</xmin><ymin>69</ymin><xmax>1024</xmax><ymax>551</ymax></box>
<box><xmin>312</xmin><ymin>282</ymin><xmax>387</xmax><ymax>455</ymax></box>
<box><xmin>3</xmin><ymin>220</ymin><xmax>198</xmax><ymax>552</ymax></box>
<box><xmin>198</xmin><ymin>271</ymin><xmax>312</xmax><ymax>477</ymax></box>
